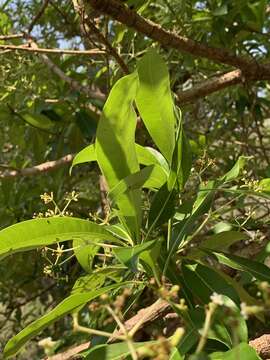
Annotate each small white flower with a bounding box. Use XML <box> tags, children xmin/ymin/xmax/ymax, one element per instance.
<box><xmin>210</xmin><ymin>292</ymin><xmax>224</xmax><ymax>306</ymax></box>
<box><xmin>240</xmin><ymin>302</ymin><xmax>248</xmax><ymax>319</ymax></box>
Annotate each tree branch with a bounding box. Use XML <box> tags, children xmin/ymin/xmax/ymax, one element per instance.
<box><xmin>28</xmin><ymin>0</ymin><xmax>50</xmax><ymax>34</ymax></box>
<box><xmin>177</xmin><ymin>69</ymin><xmax>244</xmax><ymax>104</ymax></box>
<box><xmin>87</xmin><ymin>0</ymin><xmax>270</xmax><ymax>78</ymax></box>
<box><xmin>0</xmin><ymin>33</ymin><xmax>24</xmax><ymax>40</ymax></box>
<box><xmin>0</xmin><ymin>154</ymin><xmax>74</xmax><ymax>180</ymax></box>
<box><xmin>45</xmin><ymin>342</ymin><xmax>90</xmax><ymax>360</ymax></box>
<box><xmin>0</xmin><ymin>43</ymin><xmax>105</xmax><ymax>55</ymax></box>
<box><xmin>109</xmin><ymin>298</ymin><xmax>170</xmax><ymax>343</ymax></box>
<box><xmin>249</xmin><ymin>334</ymin><xmax>270</xmax><ymax>359</ymax></box>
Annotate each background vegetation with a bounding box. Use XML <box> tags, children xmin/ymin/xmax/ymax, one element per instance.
<box><xmin>0</xmin><ymin>0</ymin><xmax>270</xmax><ymax>359</ymax></box>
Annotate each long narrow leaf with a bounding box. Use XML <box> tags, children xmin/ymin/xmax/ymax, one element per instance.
<box><xmin>209</xmin><ymin>250</ymin><xmax>270</xmax><ymax>282</ymax></box>
<box><xmin>96</xmin><ymin>73</ymin><xmax>141</xmax><ymax>241</ymax></box>
<box><xmin>136</xmin><ymin>49</ymin><xmax>175</xmax><ymax>163</ymax></box>
<box><xmin>0</xmin><ymin>217</ymin><xmax>120</xmax><ymax>260</ymax></box>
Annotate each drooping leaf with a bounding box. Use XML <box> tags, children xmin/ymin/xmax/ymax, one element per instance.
<box><xmin>20</xmin><ymin>112</ymin><xmax>56</xmax><ymax>132</ymax></box>
<box><xmin>135</xmin><ymin>144</ymin><xmax>169</xmax><ymax>173</ymax></box>
<box><xmin>3</xmin><ymin>282</ymin><xmax>133</xmax><ymax>358</ymax></box>
<box><xmin>177</xmin><ymin>326</ymin><xmax>199</xmax><ymax>355</ymax></box>
<box><xmin>189</xmin><ymin>231</ymin><xmax>248</xmax><ymax>258</ymax></box>
<box><xmin>209</xmin><ymin>250</ymin><xmax>270</xmax><ymax>282</ymax></box>
<box><xmin>70</xmin><ymin>144</ymin><xmax>96</xmax><ymax>174</ymax></box>
<box><xmin>181</xmin><ymin>261</ymin><xmax>239</xmax><ymax>305</ymax></box>
<box><xmin>95</xmin><ymin>72</ymin><xmax>141</xmax><ymax>241</ymax></box>
<box><xmin>220</xmin><ymin>156</ymin><xmax>249</xmax><ymax>183</ymax></box>
<box><xmin>0</xmin><ymin>217</ymin><xmax>120</xmax><ymax>260</ymax></box>
<box><xmin>215</xmin><ymin>270</ymin><xmax>264</xmax><ymax>322</ymax></box>
<box><xmin>188</xmin><ymin>297</ymin><xmax>247</xmax><ymax>349</ymax></box>
<box><xmin>136</xmin><ymin>49</ymin><xmax>175</xmax><ymax>163</ymax></box>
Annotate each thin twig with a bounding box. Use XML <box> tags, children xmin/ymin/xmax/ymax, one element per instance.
<box><xmin>0</xmin><ymin>43</ymin><xmax>105</xmax><ymax>55</ymax></box>
<box><xmin>73</xmin><ymin>0</ymin><xmax>129</xmax><ymax>74</ymax></box>
<box><xmin>0</xmin><ymin>33</ymin><xmax>24</xmax><ymax>40</ymax></box>
<box><xmin>73</xmin><ymin>313</ymin><xmax>126</xmax><ymax>340</ymax></box>
<box><xmin>28</xmin><ymin>40</ymin><xmax>105</xmax><ymax>101</ymax></box>
<box><xmin>28</xmin><ymin>0</ymin><xmax>50</xmax><ymax>34</ymax></box>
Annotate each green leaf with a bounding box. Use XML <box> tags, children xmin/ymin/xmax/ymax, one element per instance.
<box><xmin>169</xmin><ymin>111</ymin><xmax>192</xmax><ymax>191</ymax></box>
<box><xmin>71</xmin><ymin>273</ymin><xmax>105</xmax><ymax>295</ymax></box>
<box><xmin>113</xmin><ymin>239</ymin><xmax>157</xmax><ymax>270</ymax></box>
<box><xmin>210</xmin><ymin>251</ymin><xmax>270</xmax><ymax>283</ymax></box>
<box><xmin>189</xmin><ymin>231</ymin><xmax>248</xmax><ymax>258</ymax></box>
<box><xmin>83</xmin><ymin>340</ymin><xmax>157</xmax><ymax>359</ymax></box>
<box><xmin>70</xmin><ymin>144</ymin><xmax>96</xmax><ymax>174</ymax></box>
<box><xmin>182</xmin><ymin>261</ymin><xmax>239</xmax><ymax>305</ymax></box>
<box><xmin>212</xmin><ymin>4</ymin><xmax>228</xmax><ymax>16</ymax></box>
<box><xmin>73</xmin><ymin>238</ymin><xmax>99</xmax><ymax>273</ymax></box>
<box><xmin>140</xmin><ymin>237</ymin><xmax>162</xmax><ymax>279</ymax></box>
<box><xmin>0</xmin><ymin>217</ymin><xmax>120</xmax><ymax>260</ymax></box>
<box><xmin>75</xmin><ymin>108</ymin><xmax>97</xmax><ymax>140</ymax></box>
<box><xmin>148</xmin><ymin>183</ymin><xmax>176</xmax><ymax>230</ymax></box>
<box><xmin>176</xmin><ymin>321</ymin><xmax>199</xmax><ymax>354</ymax></box>
<box><xmin>3</xmin><ymin>282</ymin><xmax>133</xmax><ymax>358</ymax></box>
<box><xmin>188</xmin><ymin>298</ymin><xmax>247</xmax><ymax>349</ymax></box>
<box><xmin>220</xmin><ymin>156</ymin><xmax>249</xmax><ymax>183</ymax></box>
<box><xmin>164</xmin><ymin>181</ymin><xmax>215</xmax><ymax>274</ymax></box>
<box><xmin>70</xmin><ymin>143</ymin><xmax>169</xmax><ymax>176</ymax></box>
<box><xmin>96</xmin><ymin>72</ymin><xmax>141</xmax><ymax>241</ymax></box>
<box><xmin>258</xmin><ymin>178</ymin><xmax>270</xmax><ymax>194</ymax></box>
<box><xmin>210</xmin><ymin>343</ymin><xmax>261</xmax><ymax>360</ymax></box>
<box><xmin>147</xmin><ymin>115</ymin><xmax>192</xmax><ymax>231</ymax></box>
<box><xmin>136</xmin><ymin>49</ymin><xmax>175</xmax><ymax>163</ymax></box>
<box><xmin>215</xmin><ymin>270</ymin><xmax>264</xmax><ymax>322</ymax></box>
<box><xmin>109</xmin><ymin>164</ymin><xmax>167</xmax><ymax>202</ymax></box>
<box><xmin>20</xmin><ymin>112</ymin><xmax>56</xmax><ymax>132</ymax></box>
<box><xmin>169</xmin><ymin>348</ymin><xmax>183</xmax><ymax>359</ymax></box>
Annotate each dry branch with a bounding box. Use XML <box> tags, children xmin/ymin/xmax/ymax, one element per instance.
<box><xmin>0</xmin><ymin>33</ymin><xmax>24</xmax><ymax>40</ymax></box>
<box><xmin>45</xmin><ymin>342</ymin><xmax>90</xmax><ymax>360</ymax></box>
<box><xmin>109</xmin><ymin>298</ymin><xmax>170</xmax><ymax>342</ymax></box>
<box><xmin>0</xmin><ymin>154</ymin><xmax>74</xmax><ymax>180</ymax></box>
<box><xmin>177</xmin><ymin>69</ymin><xmax>243</xmax><ymax>104</ymax></box>
<box><xmin>249</xmin><ymin>334</ymin><xmax>270</xmax><ymax>359</ymax></box>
